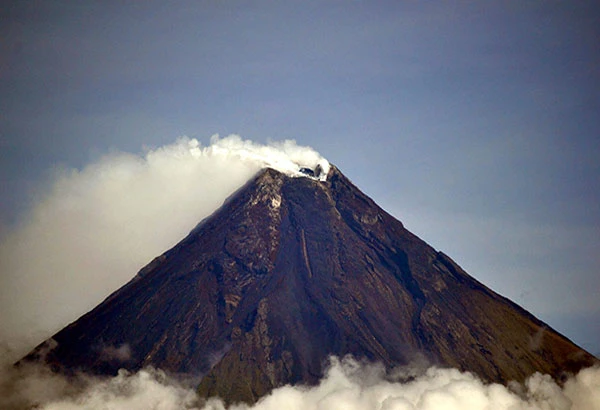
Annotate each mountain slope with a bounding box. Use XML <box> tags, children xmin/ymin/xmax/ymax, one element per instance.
<box><xmin>25</xmin><ymin>165</ymin><xmax>597</xmax><ymax>404</ymax></box>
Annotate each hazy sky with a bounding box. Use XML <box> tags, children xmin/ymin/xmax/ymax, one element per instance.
<box><xmin>1</xmin><ymin>0</ymin><xmax>599</xmax><ymax>357</ymax></box>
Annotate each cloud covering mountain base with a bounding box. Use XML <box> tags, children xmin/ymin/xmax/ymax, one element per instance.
<box><xmin>1</xmin><ymin>355</ymin><xmax>599</xmax><ymax>410</ymax></box>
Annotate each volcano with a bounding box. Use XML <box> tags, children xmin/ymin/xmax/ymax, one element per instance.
<box><xmin>24</xmin><ymin>165</ymin><xmax>596</xmax><ymax>404</ymax></box>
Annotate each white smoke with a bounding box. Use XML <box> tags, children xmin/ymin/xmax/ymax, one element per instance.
<box><xmin>0</xmin><ymin>134</ymin><xmax>329</xmax><ymax>359</ymax></box>
<box><xmin>205</xmin><ymin>136</ymin><xmax>330</xmax><ymax>180</ymax></box>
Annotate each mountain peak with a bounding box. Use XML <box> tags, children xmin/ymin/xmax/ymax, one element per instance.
<box><xmin>23</xmin><ymin>164</ymin><xmax>597</xmax><ymax>404</ymax></box>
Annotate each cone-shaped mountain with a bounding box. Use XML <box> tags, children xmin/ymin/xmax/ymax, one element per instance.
<box><xmin>25</xmin><ymin>165</ymin><xmax>597</xmax><ymax>404</ymax></box>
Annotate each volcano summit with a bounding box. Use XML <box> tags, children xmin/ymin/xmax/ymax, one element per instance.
<box><xmin>25</xmin><ymin>165</ymin><xmax>597</xmax><ymax>404</ymax></box>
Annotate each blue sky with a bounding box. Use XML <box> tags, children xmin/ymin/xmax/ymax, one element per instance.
<box><xmin>1</xmin><ymin>1</ymin><xmax>599</xmax><ymax>354</ymax></box>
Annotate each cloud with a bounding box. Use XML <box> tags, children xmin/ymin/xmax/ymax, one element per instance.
<box><xmin>1</xmin><ymin>355</ymin><xmax>598</xmax><ymax>410</ymax></box>
<box><xmin>38</xmin><ymin>368</ymin><xmax>201</xmax><ymax>410</ymax></box>
<box><xmin>0</xmin><ymin>359</ymin><xmax>200</xmax><ymax>410</ymax></box>
<box><xmin>0</xmin><ymin>135</ymin><xmax>329</xmax><ymax>360</ymax></box>
<box><xmin>247</xmin><ymin>358</ymin><xmax>600</xmax><ymax>410</ymax></box>
<box><xmin>99</xmin><ymin>343</ymin><xmax>132</xmax><ymax>364</ymax></box>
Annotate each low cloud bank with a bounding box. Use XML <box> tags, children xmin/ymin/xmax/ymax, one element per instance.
<box><xmin>1</xmin><ymin>356</ymin><xmax>598</xmax><ymax>410</ymax></box>
<box><xmin>0</xmin><ymin>135</ymin><xmax>329</xmax><ymax>359</ymax></box>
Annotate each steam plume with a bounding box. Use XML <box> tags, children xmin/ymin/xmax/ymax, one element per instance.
<box><xmin>0</xmin><ymin>135</ymin><xmax>328</xmax><ymax>359</ymax></box>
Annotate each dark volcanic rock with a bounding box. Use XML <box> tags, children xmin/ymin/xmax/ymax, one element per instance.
<box><xmin>24</xmin><ymin>165</ymin><xmax>597</xmax><ymax>404</ymax></box>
